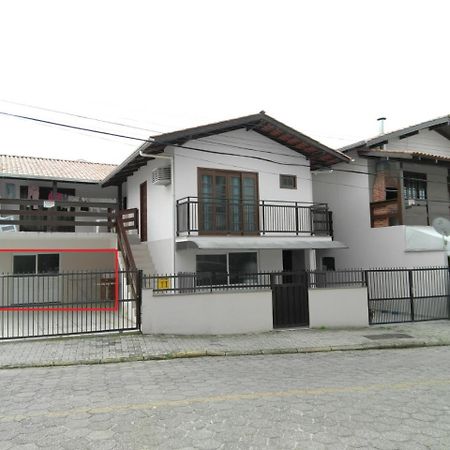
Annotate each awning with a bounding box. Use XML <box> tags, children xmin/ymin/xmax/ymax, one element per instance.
<box><xmin>176</xmin><ymin>236</ymin><xmax>347</xmax><ymax>250</ymax></box>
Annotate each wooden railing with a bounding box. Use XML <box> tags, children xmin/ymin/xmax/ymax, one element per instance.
<box><xmin>115</xmin><ymin>208</ymin><xmax>139</xmax><ymax>297</ymax></box>
<box><xmin>0</xmin><ymin>198</ymin><xmax>118</xmax><ymax>232</ymax></box>
<box><xmin>115</xmin><ymin>209</ymin><xmax>138</xmax><ymax>273</ymax></box>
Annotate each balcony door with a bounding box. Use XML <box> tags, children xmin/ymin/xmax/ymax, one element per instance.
<box><xmin>198</xmin><ymin>169</ymin><xmax>258</xmax><ymax>235</ymax></box>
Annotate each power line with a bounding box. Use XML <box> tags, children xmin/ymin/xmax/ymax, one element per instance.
<box><xmin>2</xmin><ymin>102</ymin><xmax>450</xmax><ymax>162</ymax></box>
<box><xmin>0</xmin><ymin>99</ymin><xmax>161</xmax><ymax>134</ymax></box>
<box><xmin>1</xmin><ymin>109</ymin><xmax>450</xmax><ymax>191</ymax></box>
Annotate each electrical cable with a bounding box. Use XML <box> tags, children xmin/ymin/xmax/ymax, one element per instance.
<box><xmin>1</xmin><ymin>109</ymin><xmax>450</xmax><ymax>191</ymax></box>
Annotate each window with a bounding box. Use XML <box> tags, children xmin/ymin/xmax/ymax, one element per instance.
<box><xmin>37</xmin><ymin>254</ymin><xmax>60</xmax><ymax>274</ymax></box>
<box><xmin>195</xmin><ymin>252</ymin><xmax>257</xmax><ymax>285</ymax></box>
<box><xmin>403</xmin><ymin>172</ymin><xmax>427</xmax><ymax>200</ymax></box>
<box><xmin>322</xmin><ymin>257</ymin><xmax>335</xmax><ymax>271</ymax></box>
<box><xmin>196</xmin><ymin>254</ymin><xmax>227</xmax><ymax>286</ymax></box>
<box><xmin>280</xmin><ymin>174</ymin><xmax>297</xmax><ymax>189</ymax></box>
<box><xmin>229</xmin><ymin>252</ymin><xmax>257</xmax><ymax>284</ymax></box>
<box><xmin>198</xmin><ymin>168</ymin><xmax>258</xmax><ymax>234</ymax></box>
<box><xmin>13</xmin><ymin>255</ymin><xmax>36</xmax><ymax>274</ymax></box>
<box><xmin>13</xmin><ymin>254</ymin><xmax>60</xmax><ymax>274</ymax></box>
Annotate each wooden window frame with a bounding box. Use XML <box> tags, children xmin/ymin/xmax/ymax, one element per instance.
<box><xmin>197</xmin><ymin>168</ymin><xmax>259</xmax><ymax>235</ymax></box>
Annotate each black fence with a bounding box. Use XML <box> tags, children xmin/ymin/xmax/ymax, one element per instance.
<box><xmin>176</xmin><ymin>197</ymin><xmax>332</xmax><ymax>236</ymax></box>
<box><xmin>0</xmin><ymin>270</ymin><xmax>142</xmax><ymax>339</ymax></box>
<box><xmin>144</xmin><ymin>269</ymin><xmax>366</xmax><ymax>295</ymax></box>
<box><xmin>367</xmin><ymin>267</ymin><xmax>450</xmax><ymax>324</ymax></box>
<box><xmin>145</xmin><ymin>266</ymin><xmax>450</xmax><ymax>326</ymax></box>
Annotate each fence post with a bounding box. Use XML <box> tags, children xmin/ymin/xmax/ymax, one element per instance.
<box><xmin>447</xmin><ymin>267</ymin><xmax>450</xmax><ymax>320</ymax></box>
<box><xmin>408</xmin><ymin>269</ymin><xmax>415</xmax><ymax>322</ymax></box>
<box><xmin>136</xmin><ymin>270</ymin><xmax>143</xmax><ymax>329</ymax></box>
<box><xmin>364</xmin><ymin>270</ymin><xmax>372</xmax><ymax>324</ymax></box>
<box><xmin>295</xmin><ymin>202</ymin><xmax>299</xmax><ymax>236</ymax></box>
<box><xmin>261</xmin><ymin>201</ymin><xmax>265</xmax><ymax>235</ymax></box>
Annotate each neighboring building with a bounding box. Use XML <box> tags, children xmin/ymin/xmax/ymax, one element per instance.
<box><xmin>102</xmin><ymin>112</ymin><xmax>350</xmax><ymax>278</ymax></box>
<box><xmin>0</xmin><ymin>154</ymin><xmax>119</xmax><ymax>300</ymax></box>
<box><xmin>313</xmin><ymin>115</ymin><xmax>450</xmax><ymax>269</ymax></box>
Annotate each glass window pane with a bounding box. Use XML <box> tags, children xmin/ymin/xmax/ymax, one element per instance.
<box><xmin>280</xmin><ymin>174</ymin><xmax>297</xmax><ymax>189</ymax></box>
<box><xmin>229</xmin><ymin>252</ymin><xmax>257</xmax><ymax>284</ymax></box>
<box><xmin>13</xmin><ymin>255</ymin><xmax>36</xmax><ymax>274</ymax></box>
<box><xmin>38</xmin><ymin>254</ymin><xmax>59</xmax><ymax>274</ymax></box>
<box><xmin>196</xmin><ymin>254</ymin><xmax>227</xmax><ymax>286</ymax></box>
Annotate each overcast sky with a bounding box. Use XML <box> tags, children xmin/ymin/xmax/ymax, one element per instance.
<box><xmin>0</xmin><ymin>0</ymin><xmax>449</xmax><ymax>165</ymax></box>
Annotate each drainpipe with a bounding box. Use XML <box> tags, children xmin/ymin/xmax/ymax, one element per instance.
<box><xmin>139</xmin><ymin>151</ymin><xmax>176</xmax><ymax>274</ymax></box>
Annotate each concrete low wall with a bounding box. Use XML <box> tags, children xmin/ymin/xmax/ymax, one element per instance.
<box><xmin>309</xmin><ymin>287</ymin><xmax>369</xmax><ymax>328</ymax></box>
<box><xmin>142</xmin><ymin>289</ymin><xmax>273</xmax><ymax>335</ymax></box>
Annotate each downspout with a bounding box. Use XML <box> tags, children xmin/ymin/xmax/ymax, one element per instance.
<box><xmin>139</xmin><ymin>151</ymin><xmax>176</xmax><ymax>274</ymax></box>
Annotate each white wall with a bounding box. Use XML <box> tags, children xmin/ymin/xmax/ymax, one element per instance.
<box><xmin>309</xmin><ymin>287</ymin><xmax>369</xmax><ymax>328</ymax></box>
<box><xmin>173</xmin><ymin>129</ymin><xmax>312</xmax><ymax>203</ymax></box>
<box><xmin>0</xmin><ymin>233</ymin><xmax>117</xmax><ymax>273</ymax></box>
<box><xmin>313</xmin><ymin>152</ymin><xmax>447</xmax><ymax>269</ymax></box>
<box><xmin>142</xmin><ymin>288</ymin><xmax>273</xmax><ymax>335</ymax></box>
<box><xmin>123</xmin><ymin>155</ymin><xmax>175</xmax><ymax>273</ymax></box>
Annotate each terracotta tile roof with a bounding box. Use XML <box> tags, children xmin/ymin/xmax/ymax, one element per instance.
<box><xmin>0</xmin><ymin>154</ymin><xmax>117</xmax><ymax>183</ymax></box>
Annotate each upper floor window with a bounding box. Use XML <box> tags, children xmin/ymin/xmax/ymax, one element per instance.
<box><xmin>198</xmin><ymin>168</ymin><xmax>258</xmax><ymax>234</ymax></box>
<box><xmin>280</xmin><ymin>174</ymin><xmax>297</xmax><ymax>189</ymax></box>
<box><xmin>403</xmin><ymin>172</ymin><xmax>427</xmax><ymax>200</ymax></box>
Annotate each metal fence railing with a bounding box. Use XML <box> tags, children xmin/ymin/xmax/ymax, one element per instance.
<box><xmin>144</xmin><ymin>266</ymin><xmax>450</xmax><ymax>325</ymax></box>
<box><xmin>0</xmin><ymin>270</ymin><xmax>142</xmax><ymax>339</ymax></box>
<box><xmin>144</xmin><ymin>269</ymin><xmax>367</xmax><ymax>295</ymax></box>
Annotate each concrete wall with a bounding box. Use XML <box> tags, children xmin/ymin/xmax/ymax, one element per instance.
<box><xmin>0</xmin><ymin>233</ymin><xmax>116</xmax><ymax>273</ymax></box>
<box><xmin>142</xmin><ymin>288</ymin><xmax>273</xmax><ymax>335</ymax></box>
<box><xmin>309</xmin><ymin>287</ymin><xmax>369</xmax><ymax>328</ymax></box>
<box><xmin>313</xmin><ymin>152</ymin><xmax>447</xmax><ymax>269</ymax></box>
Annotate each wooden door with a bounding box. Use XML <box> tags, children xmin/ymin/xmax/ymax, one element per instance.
<box><xmin>140</xmin><ymin>182</ymin><xmax>147</xmax><ymax>242</ymax></box>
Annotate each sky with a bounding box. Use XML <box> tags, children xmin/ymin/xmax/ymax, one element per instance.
<box><xmin>0</xmin><ymin>0</ymin><xmax>449</xmax><ymax>165</ymax></box>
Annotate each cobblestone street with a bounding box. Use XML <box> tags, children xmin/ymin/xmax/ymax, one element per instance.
<box><xmin>0</xmin><ymin>346</ymin><xmax>449</xmax><ymax>449</ymax></box>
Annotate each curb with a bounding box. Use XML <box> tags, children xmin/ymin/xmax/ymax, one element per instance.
<box><xmin>0</xmin><ymin>339</ymin><xmax>449</xmax><ymax>370</ymax></box>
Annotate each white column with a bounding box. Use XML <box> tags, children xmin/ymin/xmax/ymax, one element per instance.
<box><xmin>306</xmin><ymin>249</ymin><xmax>317</xmax><ymax>271</ymax></box>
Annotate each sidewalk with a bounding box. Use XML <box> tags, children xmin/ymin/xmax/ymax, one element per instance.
<box><xmin>0</xmin><ymin>320</ymin><xmax>449</xmax><ymax>369</ymax></box>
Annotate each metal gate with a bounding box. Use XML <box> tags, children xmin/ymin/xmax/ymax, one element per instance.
<box><xmin>272</xmin><ymin>272</ymin><xmax>309</xmax><ymax>328</ymax></box>
<box><xmin>367</xmin><ymin>267</ymin><xmax>450</xmax><ymax>324</ymax></box>
<box><xmin>0</xmin><ymin>270</ymin><xmax>142</xmax><ymax>339</ymax></box>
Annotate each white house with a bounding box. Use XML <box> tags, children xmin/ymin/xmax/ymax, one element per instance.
<box><xmin>102</xmin><ymin>112</ymin><xmax>350</xmax><ymax>280</ymax></box>
<box><xmin>313</xmin><ymin>115</ymin><xmax>450</xmax><ymax>269</ymax></box>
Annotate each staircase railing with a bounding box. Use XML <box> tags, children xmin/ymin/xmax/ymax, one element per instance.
<box><xmin>115</xmin><ymin>209</ymin><xmax>139</xmax><ymax>297</ymax></box>
<box><xmin>116</xmin><ymin>208</ymin><xmax>138</xmax><ymax>273</ymax></box>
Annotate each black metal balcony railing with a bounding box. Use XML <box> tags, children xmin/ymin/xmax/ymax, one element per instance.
<box><xmin>176</xmin><ymin>197</ymin><xmax>332</xmax><ymax>236</ymax></box>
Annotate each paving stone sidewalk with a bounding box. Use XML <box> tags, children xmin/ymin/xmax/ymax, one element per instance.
<box><xmin>0</xmin><ymin>320</ymin><xmax>449</xmax><ymax>369</ymax></box>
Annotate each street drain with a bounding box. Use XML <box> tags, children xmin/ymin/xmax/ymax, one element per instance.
<box><xmin>364</xmin><ymin>333</ymin><xmax>413</xmax><ymax>340</ymax></box>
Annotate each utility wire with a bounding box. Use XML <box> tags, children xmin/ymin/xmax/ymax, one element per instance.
<box><xmin>1</xmin><ymin>109</ymin><xmax>449</xmax><ymax>190</ymax></box>
<box><xmin>2</xmin><ymin>102</ymin><xmax>450</xmax><ymax>165</ymax></box>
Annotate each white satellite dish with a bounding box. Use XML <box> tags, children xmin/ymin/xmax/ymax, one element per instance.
<box><xmin>432</xmin><ymin>217</ymin><xmax>450</xmax><ymax>237</ymax></box>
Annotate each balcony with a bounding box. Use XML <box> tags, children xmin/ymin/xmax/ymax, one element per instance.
<box><xmin>176</xmin><ymin>197</ymin><xmax>332</xmax><ymax>237</ymax></box>
<box><xmin>0</xmin><ymin>198</ymin><xmax>119</xmax><ymax>233</ymax></box>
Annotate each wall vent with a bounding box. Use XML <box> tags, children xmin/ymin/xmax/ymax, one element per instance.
<box><xmin>151</xmin><ymin>166</ymin><xmax>171</xmax><ymax>185</ymax></box>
